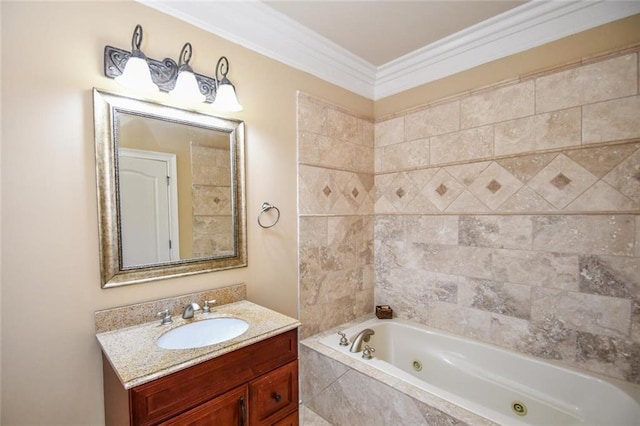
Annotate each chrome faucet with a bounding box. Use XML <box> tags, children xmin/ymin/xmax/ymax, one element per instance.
<box><xmin>349</xmin><ymin>328</ymin><xmax>375</xmax><ymax>353</ymax></box>
<box><xmin>182</xmin><ymin>302</ymin><xmax>201</xmax><ymax>319</ymax></box>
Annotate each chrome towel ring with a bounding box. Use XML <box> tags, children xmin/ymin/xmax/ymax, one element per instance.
<box><xmin>258</xmin><ymin>202</ymin><xmax>280</xmax><ymax>228</ymax></box>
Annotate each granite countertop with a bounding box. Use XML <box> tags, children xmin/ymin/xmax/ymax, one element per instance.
<box><xmin>96</xmin><ymin>300</ymin><xmax>300</xmax><ymax>389</ymax></box>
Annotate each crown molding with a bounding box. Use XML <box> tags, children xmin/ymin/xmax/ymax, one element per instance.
<box><xmin>138</xmin><ymin>0</ymin><xmax>640</xmax><ymax>101</ymax></box>
<box><xmin>374</xmin><ymin>0</ymin><xmax>640</xmax><ymax>100</ymax></box>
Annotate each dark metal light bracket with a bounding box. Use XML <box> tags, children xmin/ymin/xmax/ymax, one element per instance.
<box><xmin>104</xmin><ymin>45</ymin><xmax>218</xmax><ymax>103</ymax></box>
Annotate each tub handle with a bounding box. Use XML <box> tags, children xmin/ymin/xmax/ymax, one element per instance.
<box><xmin>362</xmin><ymin>345</ymin><xmax>375</xmax><ymax>360</ymax></box>
<box><xmin>337</xmin><ymin>331</ymin><xmax>349</xmax><ymax>346</ymax></box>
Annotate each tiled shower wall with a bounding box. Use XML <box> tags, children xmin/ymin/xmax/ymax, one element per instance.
<box><xmin>374</xmin><ymin>49</ymin><xmax>640</xmax><ymax>384</ymax></box>
<box><xmin>191</xmin><ymin>143</ymin><xmax>234</xmax><ymax>257</ymax></box>
<box><xmin>298</xmin><ymin>93</ymin><xmax>375</xmax><ymax>339</ymax></box>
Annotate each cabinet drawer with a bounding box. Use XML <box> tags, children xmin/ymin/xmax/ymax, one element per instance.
<box><xmin>159</xmin><ymin>385</ymin><xmax>248</xmax><ymax>426</ymax></box>
<box><xmin>130</xmin><ymin>329</ymin><xmax>297</xmax><ymax>426</ymax></box>
<box><xmin>249</xmin><ymin>360</ymin><xmax>298</xmax><ymax>425</ymax></box>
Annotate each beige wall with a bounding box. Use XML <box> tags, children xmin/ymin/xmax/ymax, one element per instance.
<box><xmin>0</xmin><ymin>2</ymin><xmax>370</xmax><ymax>424</ymax></box>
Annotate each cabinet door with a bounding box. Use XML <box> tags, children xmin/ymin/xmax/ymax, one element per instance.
<box><xmin>249</xmin><ymin>360</ymin><xmax>298</xmax><ymax>425</ymax></box>
<box><xmin>271</xmin><ymin>410</ymin><xmax>299</xmax><ymax>426</ymax></box>
<box><xmin>159</xmin><ymin>385</ymin><xmax>248</xmax><ymax>426</ymax></box>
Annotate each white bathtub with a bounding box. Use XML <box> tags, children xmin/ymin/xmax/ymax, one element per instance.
<box><xmin>318</xmin><ymin>318</ymin><xmax>640</xmax><ymax>426</ymax></box>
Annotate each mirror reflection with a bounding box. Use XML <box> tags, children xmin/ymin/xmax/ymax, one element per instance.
<box><xmin>93</xmin><ymin>89</ymin><xmax>246</xmax><ymax>287</ymax></box>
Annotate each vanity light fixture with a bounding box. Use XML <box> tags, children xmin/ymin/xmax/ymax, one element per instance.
<box><xmin>212</xmin><ymin>56</ymin><xmax>243</xmax><ymax>112</ymax></box>
<box><xmin>104</xmin><ymin>24</ymin><xmax>242</xmax><ymax>111</ymax></box>
<box><xmin>114</xmin><ymin>25</ymin><xmax>159</xmax><ymax>94</ymax></box>
<box><xmin>169</xmin><ymin>42</ymin><xmax>206</xmax><ymax>103</ymax></box>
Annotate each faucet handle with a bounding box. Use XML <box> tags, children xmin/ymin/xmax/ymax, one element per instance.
<box><xmin>157</xmin><ymin>309</ymin><xmax>172</xmax><ymax>325</ymax></box>
<box><xmin>362</xmin><ymin>345</ymin><xmax>375</xmax><ymax>360</ymax></box>
<box><xmin>337</xmin><ymin>331</ymin><xmax>349</xmax><ymax>346</ymax></box>
<box><xmin>203</xmin><ymin>299</ymin><xmax>217</xmax><ymax>313</ymax></box>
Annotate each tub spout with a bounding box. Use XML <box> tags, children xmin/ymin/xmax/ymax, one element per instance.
<box><xmin>349</xmin><ymin>328</ymin><xmax>375</xmax><ymax>353</ymax></box>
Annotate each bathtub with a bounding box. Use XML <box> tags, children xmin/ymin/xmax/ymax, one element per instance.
<box><xmin>318</xmin><ymin>317</ymin><xmax>640</xmax><ymax>426</ymax></box>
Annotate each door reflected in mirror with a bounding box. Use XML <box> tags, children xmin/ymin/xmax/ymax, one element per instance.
<box><xmin>93</xmin><ymin>89</ymin><xmax>246</xmax><ymax>287</ymax></box>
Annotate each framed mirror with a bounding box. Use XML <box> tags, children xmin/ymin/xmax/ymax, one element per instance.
<box><xmin>93</xmin><ymin>89</ymin><xmax>246</xmax><ymax>288</ymax></box>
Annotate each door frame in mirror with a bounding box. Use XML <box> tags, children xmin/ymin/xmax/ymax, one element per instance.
<box><xmin>93</xmin><ymin>88</ymin><xmax>247</xmax><ymax>288</ymax></box>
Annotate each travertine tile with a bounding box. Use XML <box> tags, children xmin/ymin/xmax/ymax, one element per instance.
<box><xmin>405</xmin><ymin>101</ymin><xmax>460</xmax><ymax>140</ymax></box>
<box><xmin>527</xmin><ymin>154</ymin><xmax>598</xmax><ymax>209</ymax></box>
<box><xmin>565</xmin><ymin>143</ymin><xmax>640</xmax><ymax>178</ymax></box>
<box><xmin>445</xmin><ymin>190</ymin><xmax>491</xmax><ymax>213</ymax></box>
<box><xmin>494</xmin><ymin>108</ymin><xmax>581</xmax><ymax>156</ymax></box>
<box><xmin>575</xmin><ymin>332</ymin><xmax>640</xmax><ymax>384</ymax></box>
<box><xmin>377</xmin><ymin>138</ymin><xmax>430</xmax><ymax>173</ymax></box>
<box><xmin>637</xmin><ymin>216</ymin><xmax>640</xmax><ymax>257</ymax></box>
<box><xmin>422</xmin><ymin>168</ymin><xmax>465</xmax><ymax>211</ymax></box>
<box><xmin>492</xmin><ymin>249</ymin><xmax>579</xmax><ymax>291</ymax></box>
<box><xmin>460</xmin><ymin>81</ymin><xmax>534</xmax><ymax>128</ymax></box>
<box><xmin>566</xmin><ymin>180</ymin><xmax>637</xmax><ymax>211</ymax></box>
<box><xmin>531</xmin><ymin>287</ymin><xmax>631</xmax><ymax>338</ymax></box>
<box><xmin>492</xmin><ymin>315</ymin><xmax>577</xmax><ymax>361</ymax></box>
<box><xmin>406</xmin><ymin>243</ymin><xmax>493</xmax><ymax>280</ymax></box>
<box><xmin>298</xmin><ymin>94</ymin><xmax>327</xmax><ymax>134</ymax></box>
<box><xmin>532</xmin><ymin>215</ymin><xmax>635</xmax><ymax>256</ymax></box>
<box><xmin>298</xmin><ymin>131</ymin><xmax>321</xmax><ymax>164</ymax></box>
<box><xmin>360</xmin><ymin>119</ymin><xmax>375</xmax><ymax>148</ymax></box>
<box><xmin>498</xmin><ymin>186</ymin><xmax>556</xmax><ymax>213</ymax></box>
<box><xmin>380</xmin><ymin>172</ymin><xmax>420</xmax><ymax>212</ymax></box>
<box><xmin>497</xmin><ymin>153</ymin><xmax>556</xmax><ymax>183</ymax></box>
<box><xmin>192</xmin><ymin>185</ymin><xmax>231</xmax><ymax>215</ymax></box>
<box><xmin>458</xmin><ymin>277</ymin><xmax>531</xmax><ymax>319</ymax></box>
<box><xmin>579</xmin><ymin>255</ymin><xmax>640</xmax><ymax>299</ymax></box>
<box><xmin>583</xmin><ymin>96</ymin><xmax>640</xmax><ymax>144</ymax></box>
<box><xmin>375</xmin><ymin>116</ymin><xmax>404</xmax><ymax>147</ymax></box>
<box><xmin>430</xmin><ymin>125</ymin><xmax>493</xmax><ymax>165</ymax></box>
<box><xmin>445</xmin><ymin>161</ymin><xmax>491</xmax><ymax>186</ymax></box>
<box><xmin>602</xmin><ymin>147</ymin><xmax>640</xmax><ymax>202</ymax></box>
<box><xmin>429</xmin><ymin>301</ymin><xmax>492</xmax><ymax>341</ymax></box>
<box><xmin>326</xmin><ymin>107</ymin><xmax>360</xmax><ymax>143</ymax></box>
<box><xmin>404</xmin><ymin>215</ymin><xmax>459</xmax><ymax>245</ymax></box>
<box><xmin>535</xmin><ymin>53</ymin><xmax>638</xmax><ymax>113</ymax></box>
<box><xmin>459</xmin><ymin>215</ymin><xmax>532</xmax><ymax>250</ymax></box>
<box><xmin>467</xmin><ymin>162</ymin><xmax>523</xmax><ymax>210</ymax></box>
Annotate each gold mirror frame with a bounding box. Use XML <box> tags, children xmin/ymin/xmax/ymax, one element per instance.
<box><xmin>93</xmin><ymin>89</ymin><xmax>247</xmax><ymax>288</ymax></box>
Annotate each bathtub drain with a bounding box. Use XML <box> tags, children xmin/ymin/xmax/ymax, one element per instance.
<box><xmin>511</xmin><ymin>401</ymin><xmax>527</xmax><ymax>416</ymax></box>
<box><xmin>412</xmin><ymin>360</ymin><xmax>422</xmax><ymax>372</ymax></box>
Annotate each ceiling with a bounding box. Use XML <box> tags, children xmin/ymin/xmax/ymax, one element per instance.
<box><xmin>138</xmin><ymin>1</ymin><xmax>640</xmax><ymax>100</ymax></box>
<box><xmin>263</xmin><ymin>1</ymin><xmax>526</xmax><ymax>66</ymax></box>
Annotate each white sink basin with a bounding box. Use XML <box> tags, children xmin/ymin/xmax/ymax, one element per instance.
<box><xmin>157</xmin><ymin>318</ymin><xmax>249</xmax><ymax>350</ymax></box>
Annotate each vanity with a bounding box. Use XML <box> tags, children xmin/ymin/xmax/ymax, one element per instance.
<box><xmin>97</xmin><ymin>298</ymin><xmax>300</xmax><ymax>425</ymax></box>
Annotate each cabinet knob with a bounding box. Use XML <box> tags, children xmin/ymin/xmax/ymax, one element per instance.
<box><xmin>272</xmin><ymin>392</ymin><xmax>281</xmax><ymax>403</ymax></box>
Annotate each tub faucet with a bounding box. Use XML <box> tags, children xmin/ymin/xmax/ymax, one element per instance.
<box><xmin>182</xmin><ymin>302</ymin><xmax>201</xmax><ymax>319</ymax></box>
<box><xmin>349</xmin><ymin>328</ymin><xmax>375</xmax><ymax>353</ymax></box>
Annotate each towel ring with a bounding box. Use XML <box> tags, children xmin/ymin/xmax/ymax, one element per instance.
<box><xmin>258</xmin><ymin>202</ymin><xmax>280</xmax><ymax>228</ymax></box>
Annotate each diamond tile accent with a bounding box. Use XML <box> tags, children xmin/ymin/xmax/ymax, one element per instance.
<box><xmin>435</xmin><ymin>184</ymin><xmax>448</xmax><ymax>196</ymax></box>
<box><xmin>323</xmin><ymin>186</ymin><xmax>332</xmax><ymax>197</ymax></box>
<box><xmin>550</xmin><ymin>173</ymin><xmax>572</xmax><ymax>190</ymax></box>
<box><xmin>468</xmin><ymin>162</ymin><xmax>523</xmax><ymax>210</ymax></box>
<box><xmin>602</xmin><ymin>148</ymin><xmax>640</xmax><ymax>202</ymax></box>
<box><xmin>527</xmin><ymin>154</ymin><xmax>598</xmax><ymax>209</ymax></box>
<box><xmin>486</xmin><ymin>180</ymin><xmax>502</xmax><ymax>194</ymax></box>
<box><xmin>423</xmin><ymin>169</ymin><xmax>465</xmax><ymax>211</ymax></box>
<box><xmin>352</xmin><ymin>188</ymin><xmax>359</xmax><ymax>198</ymax></box>
<box><xmin>213</xmin><ymin>197</ymin><xmax>221</xmax><ymax>204</ymax></box>
<box><xmin>381</xmin><ymin>173</ymin><xmax>418</xmax><ymax>211</ymax></box>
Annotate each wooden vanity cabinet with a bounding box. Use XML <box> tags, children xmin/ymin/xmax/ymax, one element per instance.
<box><xmin>103</xmin><ymin>329</ymin><xmax>299</xmax><ymax>426</ymax></box>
